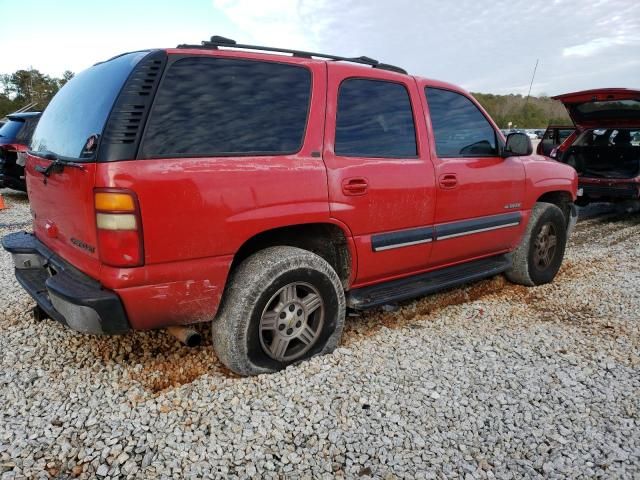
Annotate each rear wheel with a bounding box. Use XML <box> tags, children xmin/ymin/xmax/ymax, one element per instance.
<box><xmin>506</xmin><ymin>202</ymin><xmax>568</xmax><ymax>286</ymax></box>
<box><xmin>212</xmin><ymin>246</ymin><xmax>345</xmax><ymax>376</ymax></box>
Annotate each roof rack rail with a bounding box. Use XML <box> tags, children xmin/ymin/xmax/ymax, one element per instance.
<box><xmin>176</xmin><ymin>36</ymin><xmax>407</xmax><ymax>75</ymax></box>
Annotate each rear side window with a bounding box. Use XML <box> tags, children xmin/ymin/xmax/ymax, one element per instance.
<box><xmin>335</xmin><ymin>79</ymin><xmax>417</xmax><ymax>158</ymax></box>
<box><xmin>31</xmin><ymin>51</ymin><xmax>149</xmax><ymax>159</ymax></box>
<box><xmin>141</xmin><ymin>57</ymin><xmax>311</xmax><ymax>158</ymax></box>
<box><xmin>426</xmin><ymin>87</ymin><xmax>497</xmax><ymax>157</ymax></box>
<box><xmin>15</xmin><ymin>118</ymin><xmax>39</xmax><ymax>145</ymax></box>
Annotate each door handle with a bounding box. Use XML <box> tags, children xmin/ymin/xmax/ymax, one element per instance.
<box><xmin>342</xmin><ymin>177</ymin><xmax>369</xmax><ymax>196</ymax></box>
<box><xmin>439</xmin><ymin>174</ymin><xmax>458</xmax><ymax>189</ymax></box>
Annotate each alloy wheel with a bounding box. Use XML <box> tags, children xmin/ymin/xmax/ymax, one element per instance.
<box><xmin>533</xmin><ymin>222</ymin><xmax>557</xmax><ymax>270</ymax></box>
<box><xmin>259</xmin><ymin>282</ymin><xmax>324</xmax><ymax>362</ymax></box>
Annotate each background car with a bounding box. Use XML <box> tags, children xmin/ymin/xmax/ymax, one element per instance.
<box><xmin>0</xmin><ymin>111</ymin><xmax>41</xmax><ymax>192</ymax></box>
<box><xmin>541</xmin><ymin>88</ymin><xmax>640</xmax><ymax>205</ymax></box>
<box><xmin>523</xmin><ymin>129</ymin><xmax>539</xmax><ymax>140</ymax></box>
<box><xmin>536</xmin><ymin>125</ymin><xmax>576</xmax><ymax>157</ymax></box>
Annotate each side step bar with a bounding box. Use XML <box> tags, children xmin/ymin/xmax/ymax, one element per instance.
<box><xmin>347</xmin><ymin>254</ymin><xmax>511</xmax><ymax>309</ymax></box>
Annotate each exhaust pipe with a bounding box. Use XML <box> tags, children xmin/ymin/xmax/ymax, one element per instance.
<box><xmin>167</xmin><ymin>326</ymin><xmax>202</xmax><ymax>347</ymax></box>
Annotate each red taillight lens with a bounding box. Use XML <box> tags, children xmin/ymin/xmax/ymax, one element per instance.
<box><xmin>94</xmin><ymin>190</ymin><xmax>144</xmax><ymax>267</ymax></box>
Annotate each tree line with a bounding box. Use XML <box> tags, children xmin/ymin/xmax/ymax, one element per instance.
<box><xmin>1</xmin><ymin>67</ymin><xmax>571</xmax><ymax>129</ymax></box>
<box><xmin>472</xmin><ymin>92</ymin><xmax>571</xmax><ymax>129</ymax></box>
<box><xmin>0</xmin><ymin>69</ymin><xmax>74</xmax><ymax>118</ymax></box>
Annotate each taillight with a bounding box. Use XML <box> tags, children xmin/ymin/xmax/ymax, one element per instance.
<box><xmin>94</xmin><ymin>189</ymin><xmax>144</xmax><ymax>267</ymax></box>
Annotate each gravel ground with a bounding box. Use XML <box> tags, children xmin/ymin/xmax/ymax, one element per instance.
<box><xmin>0</xmin><ymin>188</ymin><xmax>639</xmax><ymax>479</ymax></box>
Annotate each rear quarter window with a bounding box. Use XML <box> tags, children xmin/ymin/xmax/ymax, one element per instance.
<box><xmin>140</xmin><ymin>57</ymin><xmax>312</xmax><ymax>158</ymax></box>
<box><xmin>30</xmin><ymin>51</ymin><xmax>149</xmax><ymax>159</ymax></box>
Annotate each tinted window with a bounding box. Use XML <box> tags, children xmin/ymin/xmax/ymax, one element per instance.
<box><xmin>335</xmin><ymin>79</ymin><xmax>416</xmax><ymax>158</ymax></box>
<box><xmin>141</xmin><ymin>57</ymin><xmax>311</xmax><ymax>157</ymax></box>
<box><xmin>0</xmin><ymin>120</ymin><xmax>24</xmax><ymax>141</ymax></box>
<box><xmin>16</xmin><ymin>117</ymin><xmax>39</xmax><ymax>145</ymax></box>
<box><xmin>31</xmin><ymin>51</ymin><xmax>148</xmax><ymax>159</ymax></box>
<box><xmin>426</xmin><ymin>87</ymin><xmax>497</xmax><ymax>157</ymax></box>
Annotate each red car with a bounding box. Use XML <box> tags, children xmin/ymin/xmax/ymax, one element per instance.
<box><xmin>0</xmin><ymin>112</ymin><xmax>41</xmax><ymax>192</ymax></box>
<box><xmin>541</xmin><ymin>88</ymin><xmax>640</xmax><ymax>206</ymax></box>
<box><xmin>2</xmin><ymin>37</ymin><xmax>577</xmax><ymax>375</ymax></box>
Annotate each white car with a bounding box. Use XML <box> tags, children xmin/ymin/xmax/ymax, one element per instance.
<box><xmin>525</xmin><ymin>130</ymin><xmax>539</xmax><ymax>140</ymax></box>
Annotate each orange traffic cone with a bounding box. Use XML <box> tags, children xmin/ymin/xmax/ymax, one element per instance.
<box><xmin>0</xmin><ymin>194</ymin><xmax>5</xmax><ymax>210</ymax></box>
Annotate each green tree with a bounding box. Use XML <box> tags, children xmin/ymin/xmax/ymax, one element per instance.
<box><xmin>0</xmin><ymin>68</ymin><xmax>74</xmax><ymax>118</ymax></box>
<box><xmin>472</xmin><ymin>92</ymin><xmax>571</xmax><ymax>129</ymax></box>
<box><xmin>0</xmin><ymin>94</ymin><xmax>18</xmax><ymax>118</ymax></box>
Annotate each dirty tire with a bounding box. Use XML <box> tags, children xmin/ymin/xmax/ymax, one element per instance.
<box><xmin>506</xmin><ymin>202</ymin><xmax>568</xmax><ymax>287</ymax></box>
<box><xmin>212</xmin><ymin>246</ymin><xmax>346</xmax><ymax>376</ymax></box>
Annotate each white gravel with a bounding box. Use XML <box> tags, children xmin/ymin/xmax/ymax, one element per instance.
<box><xmin>1</xmin><ymin>188</ymin><xmax>639</xmax><ymax>479</ymax></box>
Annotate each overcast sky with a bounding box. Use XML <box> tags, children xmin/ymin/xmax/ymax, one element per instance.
<box><xmin>1</xmin><ymin>0</ymin><xmax>638</xmax><ymax>96</ymax></box>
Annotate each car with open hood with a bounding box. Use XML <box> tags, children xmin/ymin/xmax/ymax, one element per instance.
<box><xmin>542</xmin><ymin>88</ymin><xmax>640</xmax><ymax>205</ymax></box>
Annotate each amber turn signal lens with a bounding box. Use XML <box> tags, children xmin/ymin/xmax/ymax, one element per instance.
<box><xmin>95</xmin><ymin>192</ymin><xmax>135</xmax><ymax>212</ymax></box>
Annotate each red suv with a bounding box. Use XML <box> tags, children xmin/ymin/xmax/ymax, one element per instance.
<box><xmin>2</xmin><ymin>37</ymin><xmax>577</xmax><ymax>375</ymax></box>
<box><xmin>541</xmin><ymin>88</ymin><xmax>640</xmax><ymax>205</ymax></box>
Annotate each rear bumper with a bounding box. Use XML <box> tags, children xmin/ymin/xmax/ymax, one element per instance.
<box><xmin>579</xmin><ymin>182</ymin><xmax>640</xmax><ymax>201</ymax></box>
<box><xmin>1</xmin><ymin>231</ymin><xmax>130</xmax><ymax>334</ymax></box>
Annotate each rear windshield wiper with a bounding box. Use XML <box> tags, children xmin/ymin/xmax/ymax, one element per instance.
<box><xmin>28</xmin><ymin>150</ymin><xmax>86</xmax><ymax>177</ymax></box>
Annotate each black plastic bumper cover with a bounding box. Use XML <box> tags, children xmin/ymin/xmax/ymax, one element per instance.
<box><xmin>581</xmin><ymin>183</ymin><xmax>640</xmax><ymax>200</ymax></box>
<box><xmin>1</xmin><ymin>231</ymin><xmax>130</xmax><ymax>334</ymax></box>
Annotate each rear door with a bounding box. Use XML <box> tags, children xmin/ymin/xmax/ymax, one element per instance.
<box><xmin>421</xmin><ymin>85</ymin><xmax>526</xmax><ymax>266</ymax></box>
<box><xmin>26</xmin><ymin>51</ymin><xmax>152</xmax><ymax>279</ymax></box>
<box><xmin>323</xmin><ymin>64</ymin><xmax>436</xmax><ymax>286</ymax></box>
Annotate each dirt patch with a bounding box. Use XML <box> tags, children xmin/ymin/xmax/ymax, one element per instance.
<box><xmin>78</xmin><ymin>326</ymin><xmax>238</xmax><ymax>394</ymax></box>
<box><xmin>128</xmin><ymin>349</ymin><xmax>222</xmax><ymax>393</ymax></box>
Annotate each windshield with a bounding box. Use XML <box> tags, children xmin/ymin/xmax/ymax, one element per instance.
<box><xmin>0</xmin><ymin>119</ymin><xmax>24</xmax><ymax>140</ymax></box>
<box><xmin>30</xmin><ymin>51</ymin><xmax>149</xmax><ymax>160</ymax></box>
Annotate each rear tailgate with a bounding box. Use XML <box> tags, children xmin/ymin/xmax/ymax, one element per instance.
<box><xmin>552</xmin><ymin>88</ymin><xmax>640</xmax><ymax>127</ymax></box>
<box><xmin>26</xmin><ymin>157</ymin><xmax>100</xmax><ymax>278</ymax></box>
<box><xmin>25</xmin><ymin>50</ymin><xmax>153</xmax><ymax>280</ymax></box>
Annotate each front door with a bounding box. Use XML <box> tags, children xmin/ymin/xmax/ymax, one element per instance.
<box><xmin>323</xmin><ymin>64</ymin><xmax>436</xmax><ymax>286</ymax></box>
<box><xmin>421</xmin><ymin>86</ymin><xmax>526</xmax><ymax>266</ymax></box>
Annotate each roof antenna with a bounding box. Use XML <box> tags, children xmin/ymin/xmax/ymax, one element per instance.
<box><xmin>524</xmin><ymin>58</ymin><xmax>539</xmax><ymax>110</ymax></box>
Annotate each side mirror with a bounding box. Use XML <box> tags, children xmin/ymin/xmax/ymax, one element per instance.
<box><xmin>503</xmin><ymin>132</ymin><xmax>533</xmax><ymax>157</ymax></box>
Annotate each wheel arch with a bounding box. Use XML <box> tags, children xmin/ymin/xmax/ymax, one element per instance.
<box><xmin>230</xmin><ymin>222</ymin><xmax>355</xmax><ymax>289</ymax></box>
<box><xmin>536</xmin><ymin>190</ymin><xmax>574</xmax><ymax>226</ymax></box>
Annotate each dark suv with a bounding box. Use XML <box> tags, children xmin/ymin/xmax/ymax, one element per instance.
<box><xmin>2</xmin><ymin>37</ymin><xmax>577</xmax><ymax>375</ymax></box>
<box><xmin>0</xmin><ymin>112</ymin><xmax>41</xmax><ymax>191</ymax></box>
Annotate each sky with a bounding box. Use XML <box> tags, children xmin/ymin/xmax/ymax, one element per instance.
<box><xmin>0</xmin><ymin>0</ymin><xmax>638</xmax><ymax>96</ymax></box>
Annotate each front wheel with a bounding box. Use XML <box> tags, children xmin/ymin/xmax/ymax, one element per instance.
<box><xmin>212</xmin><ymin>246</ymin><xmax>346</xmax><ymax>376</ymax></box>
<box><xmin>506</xmin><ymin>202</ymin><xmax>568</xmax><ymax>286</ymax></box>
